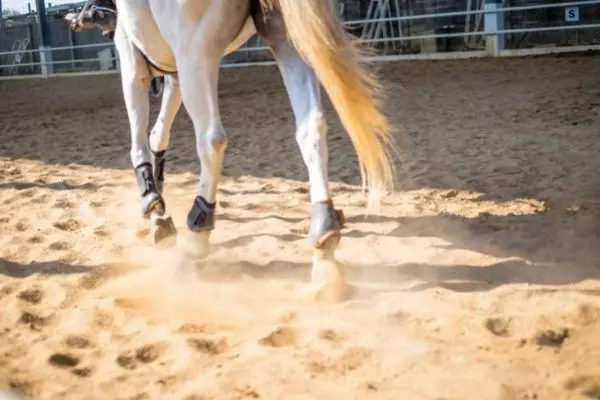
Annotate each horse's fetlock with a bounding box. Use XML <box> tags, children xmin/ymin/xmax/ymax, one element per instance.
<box><xmin>309</xmin><ymin>200</ymin><xmax>344</xmax><ymax>249</ymax></box>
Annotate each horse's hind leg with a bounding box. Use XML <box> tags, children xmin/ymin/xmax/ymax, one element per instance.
<box><xmin>253</xmin><ymin>9</ymin><xmax>349</xmax><ymax>301</ymax></box>
<box><xmin>176</xmin><ymin>54</ymin><xmax>226</xmax><ymax>259</ymax></box>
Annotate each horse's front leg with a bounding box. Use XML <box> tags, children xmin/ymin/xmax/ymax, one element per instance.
<box><xmin>114</xmin><ymin>27</ymin><xmax>177</xmax><ymax>247</ymax></box>
<box><xmin>148</xmin><ymin>75</ymin><xmax>182</xmax><ymax>195</ymax></box>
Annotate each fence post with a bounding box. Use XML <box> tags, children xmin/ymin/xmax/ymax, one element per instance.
<box><xmin>484</xmin><ymin>0</ymin><xmax>505</xmax><ymax>56</ymax></box>
<box><xmin>39</xmin><ymin>45</ymin><xmax>53</xmax><ymax>77</ymax></box>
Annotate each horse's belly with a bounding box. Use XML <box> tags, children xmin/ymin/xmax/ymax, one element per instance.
<box><xmin>117</xmin><ymin>0</ymin><xmax>255</xmax><ymax>70</ymax></box>
<box><xmin>224</xmin><ymin>17</ymin><xmax>257</xmax><ymax>56</ymax></box>
<box><xmin>133</xmin><ymin>33</ymin><xmax>177</xmax><ymax>72</ymax></box>
<box><xmin>132</xmin><ymin>16</ymin><xmax>256</xmax><ymax>68</ymax></box>
<box><xmin>117</xmin><ymin>0</ymin><xmax>177</xmax><ymax>71</ymax></box>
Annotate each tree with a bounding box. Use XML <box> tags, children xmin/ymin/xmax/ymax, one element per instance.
<box><xmin>3</xmin><ymin>8</ymin><xmax>23</xmax><ymax>18</ymax></box>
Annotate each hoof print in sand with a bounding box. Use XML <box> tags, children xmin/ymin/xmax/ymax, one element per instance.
<box><xmin>48</xmin><ymin>241</ymin><xmax>71</xmax><ymax>251</ymax></box>
<box><xmin>564</xmin><ymin>375</ymin><xmax>600</xmax><ymax>399</ymax></box>
<box><xmin>576</xmin><ymin>304</ymin><xmax>600</xmax><ymax>326</ymax></box>
<box><xmin>385</xmin><ymin>311</ymin><xmax>412</xmax><ymax>325</ymax></box>
<box><xmin>114</xmin><ymin>298</ymin><xmax>146</xmax><ymax>311</ymax></box>
<box><xmin>52</xmin><ymin>219</ymin><xmax>83</xmax><ymax>232</ymax></box>
<box><xmin>116</xmin><ymin>354</ymin><xmax>138</xmax><ymax>370</ymax></box>
<box><xmin>71</xmin><ymin>366</ymin><xmax>94</xmax><ymax>377</ymax></box>
<box><xmin>52</xmin><ymin>199</ymin><xmax>73</xmax><ymax>210</ymax></box>
<box><xmin>48</xmin><ymin>353</ymin><xmax>80</xmax><ymax>369</ymax></box>
<box><xmin>136</xmin><ymin>343</ymin><xmax>167</xmax><ymax>364</ymax></box>
<box><xmin>92</xmin><ymin>227</ymin><xmax>110</xmax><ymax>237</ymax></box>
<box><xmin>0</xmin><ymin>284</ymin><xmax>19</xmax><ymax>299</ymax></box>
<box><xmin>130</xmin><ymin>393</ymin><xmax>150</xmax><ymax>400</ymax></box>
<box><xmin>178</xmin><ymin>323</ymin><xmax>209</xmax><ymax>334</ymax></box>
<box><xmin>18</xmin><ymin>312</ymin><xmax>50</xmax><ymax>331</ymax></box>
<box><xmin>78</xmin><ymin>273</ymin><xmax>106</xmax><ymax>290</ymax></box>
<box><xmin>15</xmin><ymin>222</ymin><xmax>29</xmax><ymax>232</ymax></box>
<box><xmin>307</xmin><ymin>347</ymin><xmax>372</xmax><ymax>376</ymax></box>
<box><xmin>234</xmin><ymin>384</ymin><xmax>260</xmax><ymax>399</ymax></box>
<box><xmin>63</xmin><ymin>335</ymin><xmax>92</xmax><ymax>349</ymax></box>
<box><xmin>318</xmin><ymin>329</ymin><xmax>345</xmax><ymax>343</ymax></box>
<box><xmin>184</xmin><ymin>395</ymin><xmax>210</xmax><ymax>400</ymax></box>
<box><xmin>117</xmin><ymin>343</ymin><xmax>168</xmax><ymax>370</ymax></box>
<box><xmin>258</xmin><ymin>327</ymin><xmax>297</xmax><ymax>348</ymax></box>
<box><xmin>7</xmin><ymin>379</ymin><xmax>36</xmax><ymax>398</ymax></box>
<box><xmin>484</xmin><ymin>317</ymin><xmax>513</xmax><ymax>337</ymax></box>
<box><xmin>26</xmin><ymin>235</ymin><xmax>44</xmax><ymax>244</ymax></box>
<box><xmin>17</xmin><ymin>289</ymin><xmax>43</xmax><ymax>305</ymax></box>
<box><xmin>186</xmin><ymin>338</ymin><xmax>226</xmax><ymax>355</ymax></box>
<box><xmin>535</xmin><ymin>328</ymin><xmax>571</xmax><ymax>348</ymax></box>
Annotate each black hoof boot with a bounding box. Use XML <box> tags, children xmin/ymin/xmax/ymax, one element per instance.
<box><xmin>135</xmin><ymin>162</ymin><xmax>165</xmax><ymax>218</ymax></box>
<box><xmin>151</xmin><ymin>150</ymin><xmax>166</xmax><ymax>194</ymax></box>
<box><xmin>187</xmin><ymin>196</ymin><xmax>216</xmax><ymax>232</ymax></box>
<box><xmin>308</xmin><ymin>200</ymin><xmax>345</xmax><ymax>249</ymax></box>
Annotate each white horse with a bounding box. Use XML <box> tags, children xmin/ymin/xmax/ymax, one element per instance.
<box><xmin>68</xmin><ymin>0</ymin><xmax>396</xmax><ymax>300</ymax></box>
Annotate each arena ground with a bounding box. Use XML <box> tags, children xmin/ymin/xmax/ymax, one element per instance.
<box><xmin>1</xmin><ymin>54</ymin><xmax>600</xmax><ymax>399</ymax></box>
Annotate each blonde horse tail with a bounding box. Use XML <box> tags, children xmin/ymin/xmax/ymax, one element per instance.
<box><xmin>261</xmin><ymin>0</ymin><xmax>396</xmax><ymax>208</ymax></box>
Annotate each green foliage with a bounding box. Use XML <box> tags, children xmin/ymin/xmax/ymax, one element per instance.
<box><xmin>3</xmin><ymin>8</ymin><xmax>22</xmax><ymax>18</ymax></box>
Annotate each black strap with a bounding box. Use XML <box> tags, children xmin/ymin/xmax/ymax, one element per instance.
<box><xmin>186</xmin><ymin>196</ymin><xmax>216</xmax><ymax>232</ymax></box>
<box><xmin>152</xmin><ymin>150</ymin><xmax>166</xmax><ymax>182</ymax></box>
<box><xmin>135</xmin><ymin>162</ymin><xmax>156</xmax><ymax>196</ymax></box>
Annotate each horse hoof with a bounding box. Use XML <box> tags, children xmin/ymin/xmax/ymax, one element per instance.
<box><xmin>143</xmin><ymin>195</ymin><xmax>165</xmax><ymax>219</ymax></box>
<box><xmin>314</xmin><ymin>280</ymin><xmax>353</xmax><ymax>303</ymax></box>
<box><xmin>183</xmin><ymin>231</ymin><xmax>211</xmax><ymax>260</ymax></box>
<box><xmin>150</xmin><ymin>215</ymin><xmax>177</xmax><ymax>247</ymax></box>
<box><xmin>315</xmin><ymin>231</ymin><xmax>341</xmax><ymax>250</ymax></box>
<box><xmin>311</xmin><ymin>253</ymin><xmax>351</xmax><ymax>303</ymax></box>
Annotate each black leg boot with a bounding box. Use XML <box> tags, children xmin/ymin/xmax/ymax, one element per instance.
<box><xmin>135</xmin><ymin>162</ymin><xmax>165</xmax><ymax>218</ymax></box>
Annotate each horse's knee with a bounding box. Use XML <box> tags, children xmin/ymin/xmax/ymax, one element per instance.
<box><xmin>209</xmin><ymin>134</ymin><xmax>228</xmax><ymax>153</ymax></box>
<box><xmin>198</xmin><ymin>125</ymin><xmax>228</xmax><ymax>158</ymax></box>
<box><xmin>209</xmin><ymin>125</ymin><xmax>228</xmax><ymax>152</ymax></box>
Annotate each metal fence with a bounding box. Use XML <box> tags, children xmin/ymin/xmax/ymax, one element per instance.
<box><xmin>1</xmin><ymin>0</ymin><xmax>600</xmax><ymax>79</ymax></box>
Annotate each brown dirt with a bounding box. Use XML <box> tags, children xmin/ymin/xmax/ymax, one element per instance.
<box><xmin>1</xmin><ymin>54</ymin><xmax>600</xmax><ymax>399</ymax></box>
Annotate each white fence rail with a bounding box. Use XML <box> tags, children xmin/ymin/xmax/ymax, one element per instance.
<box><xmin>1</xmin><ymin>0</ymin><xmax>600</xmax><ymax>79</ymax></box>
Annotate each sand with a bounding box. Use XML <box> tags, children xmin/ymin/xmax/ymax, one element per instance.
<box><xmin>1</xmin><ymin>54</ymin><xmax>600</xmax><ymax>399</ymax></box>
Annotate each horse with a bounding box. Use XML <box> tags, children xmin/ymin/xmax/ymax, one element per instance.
<box><xmin>67</xmin><ymin>0</ymin><xmax>396</xmax><ymax>301</ymax></box>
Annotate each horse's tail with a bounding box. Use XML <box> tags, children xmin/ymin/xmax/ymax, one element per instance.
<box><xmin>263</xmin><ymin>0</ymin><xmax>396</xmax><ymax>208</ymax></box>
